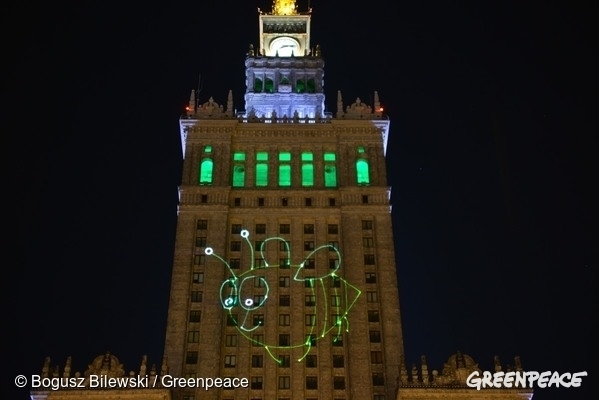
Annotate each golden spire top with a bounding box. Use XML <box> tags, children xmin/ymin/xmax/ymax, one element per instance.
<box><xmin>272</xmin><ymin>0</ymin><xmax>297</xmax><ymax>15</ymax></box>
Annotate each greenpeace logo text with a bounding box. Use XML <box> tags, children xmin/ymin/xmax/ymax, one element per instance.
<box><xmin>466</xmin><ymin>370</ymin><xmax>587</xmax><ymax>390</ymax></box>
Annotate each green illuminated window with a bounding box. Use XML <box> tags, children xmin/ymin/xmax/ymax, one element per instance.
<box><xmin>254</xmin><ymin>78</ymin><xmax>263</xmax><ymax>92</ymax></box>
<box><xmin>199</xmin><ymin>158</ymin><xmax>213</xmax><ymax>185</ymax></box>
<box><xmin>296</xmin><ymin>79</ymin><xmax>305</xmax><ymax>93</ymax></box>
<box><xmin>324</xmin><ymin>152</ymin><xmax>337</xmax><ymax>187</ymax></box>
<box><xmin>232</xmin><ymin>152</ymin><xmax>246</xmax><ymax>187</ymax></box>
<box><xmin>356</xmin><ymin>159</ymin><xmax>370</xmax><ymax>185</ymax></box>
<box><xmin>256</xmin><ymin>152</ymin><xmax>268</xmax><ymax>186</ymax></box>
<box><xmin>357</xmin><ymin>146</ymin><xmax>365</xmax><ymax>153</ymax></box>
<box><xmin>301</xmin><ymin>152</ymin><xmax>314</xmax><ymax>186</ymax></box>
<box><xmin>265</xmin><ymin>78</ymin><xmax>274</xmax><ymax>93</ymax></box>
<box><xmin>204</xmin><ymin>145</ymin><xmax>212</xmax><ymax>153</ymax></box>
<box><xmin>279</xmin><ymin>152</ymin><xmax>291</xmax><ymax>186</ymax></box>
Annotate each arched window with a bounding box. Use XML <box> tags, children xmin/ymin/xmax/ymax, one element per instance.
<box><xmin>307</xmin><ymin>78</ymin><xmax>316</xmax><ymax>93</ymax></box>
<box><xmin>296</xmin><ymin>79</ymin><xmax>305</xmax><ymax>93</ymax></box>
<box><xmin>232</xmin><ymin>152</ymin><xmax>246</xmax><ymax>187</ymax></box>
<box><xmin>324</xmin><ymin>152</ymin><xmax>337</xmax><ymax>187</ymax></box>
<box><xmin>301</xmin><ymin>152</ymin><xmax>314</xmax><ymax>187</ymax></box>
<box><xmin>199</xmin><ymin>158</ymin><xmax>213</xmax><ymax>185</ymax></box>
<box><xmin>254</xmin><ymin>78</ymin><xmax>263</xmax><ymax>93</ymax></box>
<box><xmin>356</xmin><ymin>159</ymin><xmax>370</xmax><ymax>185</ymax></box>
<box><xmin>264</xmin><ymin>78</ymin><xmax>274</xmax><ymax>93</ymax></box>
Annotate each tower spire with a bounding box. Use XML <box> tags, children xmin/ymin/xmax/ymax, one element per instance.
<box><xmin>272</xmin><ymin>0</ymin><xmax>297</xmax><ymax>15</ymax></box>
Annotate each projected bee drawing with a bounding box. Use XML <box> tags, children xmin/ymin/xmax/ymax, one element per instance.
<box><xmin>205</xmin><ymin>229</ymin><xmax>361</xmax><ymax>363</ymax></box>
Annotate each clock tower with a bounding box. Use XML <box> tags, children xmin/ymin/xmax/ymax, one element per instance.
<box><xmin>246</xmin><ymin>0</ymin><xmax>324</xmax><ymax>119</ymax></box>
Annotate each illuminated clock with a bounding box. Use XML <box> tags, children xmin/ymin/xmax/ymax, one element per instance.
<box><xmin>269</xmin><ymin>36</ymin><xmax>300</xmax><ymax>57</ymax></box>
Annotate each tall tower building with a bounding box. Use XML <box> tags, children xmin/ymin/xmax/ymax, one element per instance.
<box><xmin>164</xmin><ymin>1</ymin><xmax>402</xmax><ymax>399</ymax></box>
<box><xmin>28</xmin><ymin>2</ymin><xmax>535</xmax><ymax>400</ymax></box>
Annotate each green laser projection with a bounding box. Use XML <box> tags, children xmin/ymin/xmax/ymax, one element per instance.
<box><xmin>205</xmin><ymin>229</ymin><xmax>361</xmax><ymax>364</ymax></box>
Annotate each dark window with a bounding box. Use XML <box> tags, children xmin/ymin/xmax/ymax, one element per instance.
<box><xmin>332</xmin><ymin>335</ymin><xmax>343</xmax><ymax>346</ymax></box>
<box><xmin>329</xmin><ymin>197</ymin><xmax>336</xmax><ymax>206</ymax></box>
<box><xmin>252</xmin><ymin>334</ymin><xmax>264</xmax><ymax>346</ymax></box>
<box><xmin>251</xmin><ymin>355</ymin><xmax>263</xmax><ymax>368</ymax></box>
<box><xmin>195</xmin><ymin>237</ymin><xmax>207</xmax><ymax>247</ymax></box>
<box><xmin>189</xmin><ymin>310</ymin><xmax>201</xmax><ymax>323</ymax></box>
<box><xmin>306</xmin><ymin>355</ymin><xmax>317</xmax><ymax>367</ymax></box>
<box><xmin>329</xmin><ymin>259</ymin><xmax>339</xmax><ymax>269</ymax></box>
<box><xmin>279</xmin><ymin>334</ymin><xmax>290</xmax><ymax>346</ymax></box>
<box><xmin>306</xmin><ymin>376</ymin><xmax>318</xmax><ymax>390</ymax></box>
<box><xmin>186</xmin><ymin>351</ymin><xmax>198</xmax><ymax>364</ymax></box>
<box><xmin>305</xmin><ymin>295</ymin><xmax>316</xmax><ymax>306</ymax></box>
<box><xmin>253</xmin><ymin>314</ymin><xmax>264</xmax><ymax>326</ymax></box>
<box><xmin>229</xmin><ymin>258</ymin><xmax>241</xmax><ymax>269</ymax></box>
<box><xmin>304</xmin><ymin>258</ymin><xmax>315</xmax><ymax>269</ymax></box>
<box><xmin>331</xmin><ymin>277</ymin><xmax>341</xmax><ymax>288</ymax></box>
<box><xmin>306</xmin><ymin>334</ymin><xmax>317</xmax><ymax>346</ymax></box>
<box><xmin>372</xmin><ymin>373</ymin><xmax>385</xmax><ymax>386</ymax></box>
<box><xmin>333</xmin><ymin>377</ymin><xmax>345</xmax><ymax>390</ymax></box>
<box><xmin>192</xmin><ymin>272</ymin><xmax>204</xmax><ymax>283</ymax></box>
<box><xmin>234</xmin><ymin>197</ymin><xmax>241</xmax><ymax>206</ymax></box>
<box><xmin>304</xmin><ymin>224</ymin><xmax>315</xmax><ymax>234</ymax></box>
<box><xmin>196</xmin><ymin>219</ymin><xmax>208</xmax><ymax>230</ymax></box>
<box><xmin>369</xmin><ymin>330</ymin><xmax>381</xmax><ymax>343</ymax></box>
<box><xmin>231</xmin><ymin>241</ymin><xmax>241</xmax><ymax>251</ymax></box>
<box><xmin>328</xmin><ymin>224</ymin><xmax>338</xmax><ymax>234</ymax></box>
<box><xmin>279</xmin><ymin>258</ymin><xmax>290</xmax><ymax>269</ymax></box>
<box><xmin>258</xmin><ymin>197</ymin><xmax>265</xmax><ymax>206</ymax></box>
<box><xmin>280</xmin><ymin>224</ymin><xmax>290</xmax><ymax>234</ymax></box>
<box><xmin>305</xmin><ymin>278</ymin><xmax>315</xmax><ymax>288</ymax></box>
<box><xmin>305</xmin><ymin>197</ymin><xmax>312</xmax><ymax>206</ymax></box>
<box><xmin>362</xmin><ymin>195</ymin><xmax>369</xmax><ymax>204</ymax></box>
<box><xmin>225</xmin><ymin>334</ymin><xmax>237</xmax><ymax>346</ymax></box>
<box><xmin>231</xmin><ymin>224</ymin><xmax>242</xmax><ymax>234</ymax></box>
<box><xmin>227</xmin><ymin>314</ymin><xmax>238</xmax><ymax>326</ymax></box>
<box><xmin>279</xmin><ymin>295</ymin><xmax>290</xmax><ymax>306</ymax></box>
<box><xmin>278</xmin><ymin>376</ymin><xmax>291</xmax><ymax>389</ymax></box>
<box><xmin>362</xmin><ymin>220</ymin><xmax>373</xmax><ymax>230</ymax></box>
<box><xmin>187</xmin><ymin>331</ymin><xmax>199</xmax><ymax>343</ymax></box>
<box><xmin>367</xmin><ymin>291</ymin><xmax>378</xmax><ymax>302</ymax></box>
<box><xmin>304</xmin><ymin>241</ymin><xmax>314</xmax><ymax>251</ymax></box>
<box><xmin>364</xmin><ymin>254</ymin><xmax>376</xmax><ymax>265</ymax></box>
<box><xmin>279</xmin><ymin>277</ymin><xmax>290</xmax><ymax>287</ymax></box>
<box><xmin>251</xmin><ymin>377</ymin><xmax>263</xmax><ymax>390</ymax></box>
<box><xmin>366</xmin><ymin>272</ymin><xmax>377</xmax><ymax>283</ymax></box>
<box><xmin>201</xmin><ymin>194</ymin><xmax>208</xmax><ymax>203</ymax></box>
<box><xmin>279</xmin><ymin>314</ymin><xmax>291</xmax><ymax>326</ymax></box>
<box><xmin>194</xmin><ymin>255</ymin><xmax>205</xmax><ymax>265</ymax></box>
<box><xmin>224</xmin><ymin>355</ymin><xmax>236</xmax><ymax>368</ymax></box>
<box><xmin>255</xmin><ymin>224</ymin><xmax>266</xmax><ymax>234</ymax></box>
<box><xmin>281</xmin><ymin>197</ymin><xmax>288</xmax><ymax>206</ymax></box>
<box><xmin>371</xmin><ymin>351</ymin><xmax>383</xmax><ymax>363</ymax></box>
<box><xmin>333</xmin><ymin>355</ymin><xmax>344</xmax><ymax>368</ymax></box>
<box><xmin>191</xmin><ymin>291</ymin><xmax>203</xmax><ymax>302</ymax></box>
<box><xmin>368</xmin><ymin>310</ymin><xmax>380</xmax><ymax>322</ymax></box>
<box><xmin>363</xmin><ymin>237</ymin><xmax>374</xmax><ymax>247</ymax></box>
<box><xmin>279</xmin><ymin>354</ymin><xmax>290</xmax><ymax>367</ymax></box>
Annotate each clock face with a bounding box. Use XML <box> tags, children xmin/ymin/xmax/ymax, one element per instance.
<box><xmin>270</xmin><ymin>37</ymin><xmax>300</xmax><ymax>57</ymax></box>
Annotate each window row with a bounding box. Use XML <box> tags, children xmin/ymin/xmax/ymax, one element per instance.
<box><xmin>198</xmin><ymin>151</ymin><xmax>371</xmax><ymax>187</ymax></box>
<box><xmin>196</xmin><ymin>219</ymin><xmax>373</xmax><ymax>232</ymax></box>
<box><xmin>185</xmin><ymin>350</ymin><xmax>383</xmax><ymax>367</ymax></box>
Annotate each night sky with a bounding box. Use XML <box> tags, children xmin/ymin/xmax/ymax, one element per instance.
<box><xmin>5</xmin><ymin>1</ymin><xmax>596</xmax><ymax>399</ymax></box>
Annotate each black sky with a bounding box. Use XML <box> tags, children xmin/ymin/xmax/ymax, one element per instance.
<box><xmin>4</xmin><ymin>1</ymin><xmax>597</xmax><ymax>399</ymax></box>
